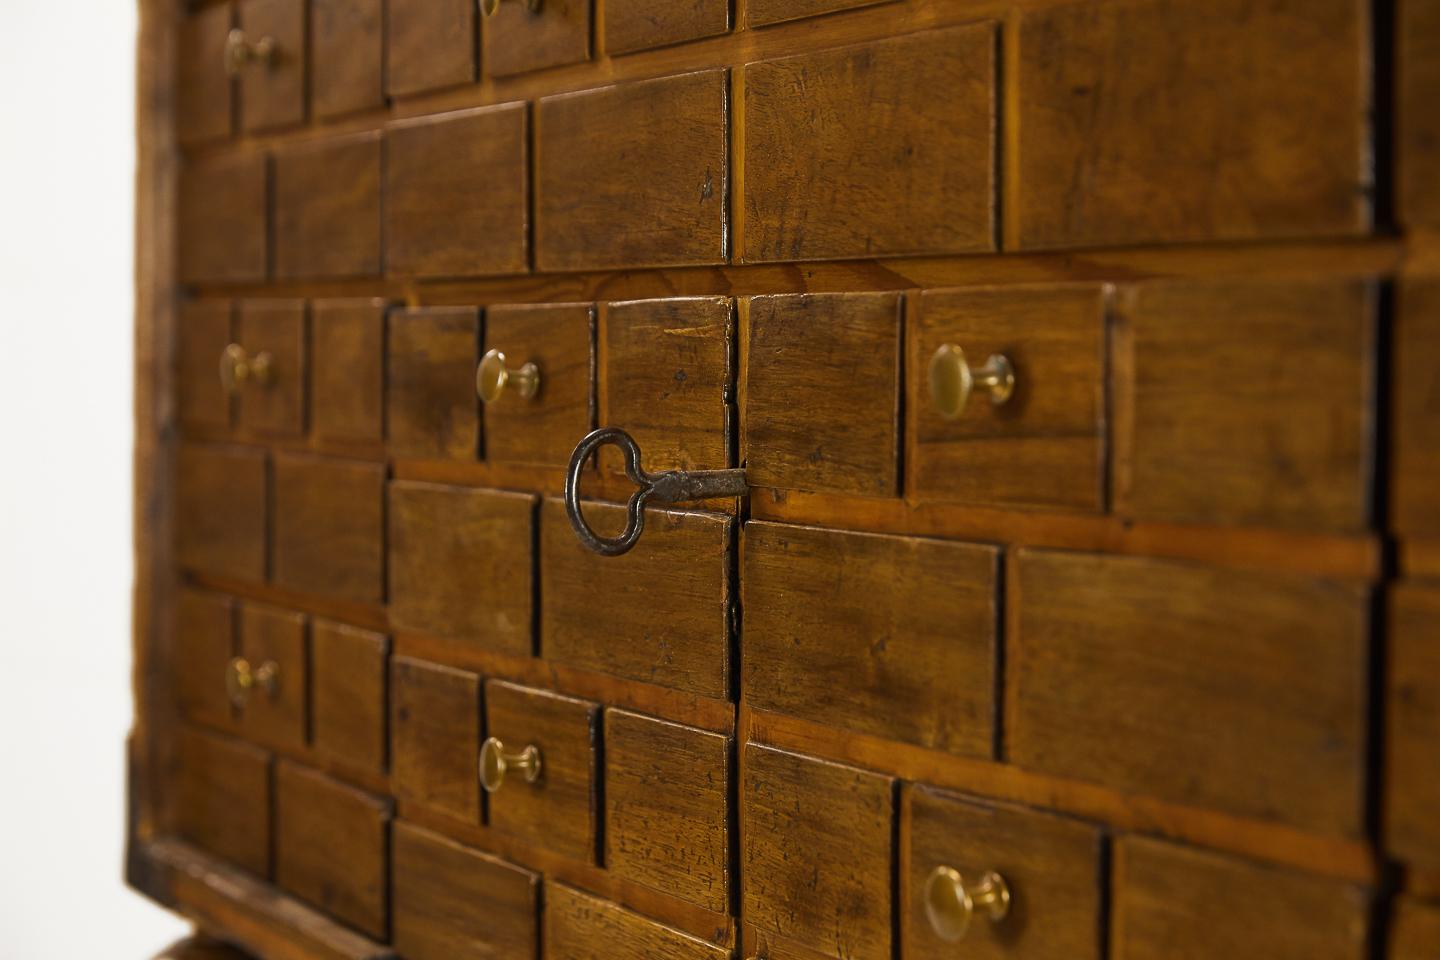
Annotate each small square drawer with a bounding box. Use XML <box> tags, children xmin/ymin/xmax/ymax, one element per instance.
<box><xmin>235</xmin><ymin>300</ymin><xmax>306</xmax><ymax>436</ymax></box>
<box><xmin>481</xmin><ymin>303</ymin><xmax>594</xmax><ymax>467</ymax></box>
<box><xmin>386</xmin><ymin>307</ymin><xmax>480</xmax><ymax>460</ymax></box>
<box><xmin>272</xmin><ymin>454</ymin><xmax>385</xmax><ymax>604</ymax></box>
<box><xmin>274</xmin><ymin>132</ymin><xmax>383</xmax><ymax>280</ymax></box>
<box><xmin>545</xmin><ymin>884</ymin><xmax>728</xmax><ymax>959</ymax></box>
<box><xmin>237</xmin><ymin>603</ymin><xmax>308</xmax><ymax>753</ymax></box>
<box><xmin>177</xmin><ymin>300</ymin><xmax>234</xmax><ymax>431</ymax></box>
<box><xmin>177</xmin><ymin>2</ymin><xmax>234</xmax><ymax>144</ymax></box>
<box><xmin>386</xmin><ymin>0</ymin><xmax>476</xmax><ymax>97</ymax></box>
<box><xmin>236</xmin><ymin>0</ymin><xmax>306</xmax><ymax>133</ymax></box>
<box><xmin>310</xmin><ymin>0</ymin><xmax>383</xmax><ymax>119</ymax></box>
<box><xmin>1388</xmin><ymin>583</ymin><xmax>1440</xmax><ymax>871</ymax></box>
<box><xmin>391</xmin><ymin>657</ymin><xmax>481</xmax><ymax>823</ymax></box>
<box><xmin>482</xmin><ymin>680</ymin><xmax>599</xmax><ymax>863</ymax></box>
<box><xmin>909</xmin><ymin>285</ymin><xmax>1108</xmax><ymax>511</ymax></box>
<box><xmin>392</xmin><ymin>823</ymin><xmax>539</xmax><ymax>960</ymax></box>
<box><xmin>482</xmin><ymin>0</ymin><xmax>590</xmax><ymax>77</ymax></box>
<box><xmin>605</xmin><ymin>0</ymin><xmax>727</xmax><ymax>55</ymax></box>
<box><xmin>744</xmin><ymin>522</ymin><xmax>997</xmax><ymax>757</ymax></box>
<box><xmin>175</xmin><ymin>726</ymin><xmax>272</xmax><ymax>878</ymax></box>
<box><xmin>176</xmin><ymin>444</ymin><xmax>267</xmax><ymax>581</ymax></box>
<box><xmin>176</xmin><ymin>588</ymin><xmax>236</xmax><ymax>732</ymax></box>
<box><xmin>311</xmin><ymin>299</ymin><xmax>385</xmax><ymax>444</ymax></box>
<box><xmin>179</xmin><ymin>151</ymin><xmax>268</xmax><ymax>284</ymax></box>
<box><xmin>605</xmin><ymin>710</ymin><xmax>730</xmax><ymax>912</ymax></box>
<box><xmin>275</xmin><ymin>761</ymin><xmax>392</xmax><ymax>939</ymax></box>
<box><xmin>312</xmin><ymin>620</ymin><xmax>389</xmax><ymax>776</ymax></box>
<box><xmin>905</xmin><ymin>788</ymin><xmax>1102</xmax><ymax>959</ymax></box>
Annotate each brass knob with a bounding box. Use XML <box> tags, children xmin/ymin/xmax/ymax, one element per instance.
<box><xmin>219</xmin><ymin>343</ymin><xmax>274</xmax><ymax>396</ymax></box>
<box><xmin>225</xmin><ymin>657</ymin><xmax>279</xmax><ymax>708</ymax></box>
<box><xmin>924</xmin><ymin>866</ymin><xmax>1010</xmax><ymax>943</ymax></box>
<box><xmin>477</xmin><ymin>348</ymin><xmax>540</xmax><ymax>403</ymax></box>
<box><xmin>224</xmin><ymin>29</ymin><xmax>277</xmax><ymax>76</ymax></box>
<box><xmin>928</xmin><ymin>344</ymin><xmax>1015</xmax><ymax>420</ymax></box>
<box><xmin>480</xmin><ymin>0</ymin><xmax>541</xmax><ymax>17</ymax></box>
<box><xmin>479</xmin><ymin>736</ymin><xmax>541</xmax><ymax>792</ymax></box>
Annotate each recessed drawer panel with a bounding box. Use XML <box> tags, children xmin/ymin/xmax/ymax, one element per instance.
<box><xmin>177</xmin><ymin>300</ymin><xmax>234</xmax><ymax>430</ymax></box>
<box><xmin>177</xmin><ymin>2</ymin><xmax>234</xmax><ymax>144</ymax></box>
<box><xmin>483</xmin><ymin>0</ymin><xmax>590</xmax><ymax>77</ymax></box>
<box><xmin>176</xmin><ymin>588</ymin><xmax>236</xmax><ymax>732</ymax></box>
<box><xmin>390</xmin><ymin>657</ymin><xmax>481</xmax><ymax>823</ymax></box>
<box><xmin>238</xmin><ymin>603</ymin><xmax>308</xmax><ymax>753</ymax></box>
<box><xmin>236</xmin><ymin>0</ymin><xmax>306</xmax><ymax>132</ymax></box>
<box><xmin>541</xmin><ymin>499</ymin><xmax>731</xmax><ymax>697</ymax></box>
<box><xmin>482</xmin><ymin>680</ymin><xmax>599</xmax><ymax>862</ymax></box>
<box><xmin>311</xmin><ymin>0</ymin><xmax>383</xmax><ymax>119</ymax></box>
<box><xmin>906</xmin><ymin>788</ymin><xmax>1102</xmax><ymax>959</ymax></box>
<box><xmin>1388</xmin><ymin>583</ymin><xmax>1440</xmax><ymax>871</ymax></box>
<box><xmin>743</xmin><ymin>293</ymin><xmax>900</xmax><ymax>496</ymax></box>
<box><xmin>744</xmin><ymin>744</ymin><xmax>894</xmax><ymax>960</ymax></box>
<box><xmin>386</xmin><ymin>307</ymin><xmax>480</xmax><ymax>460</ymax></box>
<box><xmin>389</xmin><ymin>482</ymin><xmax>536</xmax><ymax>652</ymax></box>
<box><xmin>275</xmin><ymin>761</ymin><xmax>391</xmax><ymax>939</ymax></box>
<box><xmin>1114</xmin><ymin>278</ymin><xmax>1374</xmax><ymax>533</ymax></box>
<box><xmin>234</xmin><ymin>299</ymin><xmax>305</xmax><ymax>436</ymax></box>
<box><xmin>312</xmin><ymin>299</ymin><xmax>385</xmax><ymax>444</ymax></box>
<box><xmin>742</xmin><ymin>25</ymin><xmax>995</xmax><ymax>262</ymax></box>
<box><xmin>1112</xmin><ymin>836</ymin><xmax>1369</xmax><ymax>960</ymax></box>
<box><xmin>179</xmin><ymin>152</ymin><xmax>268</xmax><ymax>284</ymax></box>
<box><xmin>392</xmin><ymin>823</ymin><xmax>538</xmax><ymax>960</ymax></box>
<box><xmin>537</xmin><ymin>70</ymin><xmax>727</xmax><ymax>271</ymax></box>
<box><xmin>605</xmin><ymin>0</ymin><xmax>727</xmax><ymax>55</ymax></box>
<box><xmin>312</xmin><ymin>620</ymin><xmax>388</xmax><ymax>776</ymax></box>
<box><xmin>1396</xmin><ymin>278</ymin><xmax>1440</xmax><ymax>537</ymax></box>
<box><xmin>909</xmin><ymin>285</ymin><xmax>1107</xmax><ymax>511</ymax></box>
<box><xmin>605</xmin><ymin>710</ymin><xmax>729</xmax><ymax>912</ymax></box>
<box><xmin>273</xmin><ymin>455</ymin><xmax>385</xmax><ymax>604</ymax></box>
<box><xmin>386</xmin><ymin>0</ymin><xmax>476</xmax><ymax>97</ymax></box>
<box><xmin>482</xmin><ymin>303</ymin><xmax>593</xmax><ymax>467</ymax></box>
<box><xmin>386</xmin><ymin>105</ymin><xmax>529</xmax><ymax>278</ymax></box>
<box><xmin>175</xmin><ymin>726</ymin><xmax>271</xmax><ymax>878</ymax></box>
<box><xmin>744</xmin><ymin>522</ymin><xmax>997</xmax><ymax>757</ymax></box>
<box><xmin>176</xmin><ymin>444</ymin><xmax>267</xmax><ymax>581</ymax></box>
<box><xmin>1011</xmin><ymin>550</ymin><xmax>1368</xmax><ymax>835</ymax></box>
<box><xmin>545</xmin><ymin>884</ymin><xmax>728</xmax><ymax>959</ymax></box>
<box><xmin>274</xmin><ymin>132</ymin><xmax>383</xmax><ymax>280</ymax></box>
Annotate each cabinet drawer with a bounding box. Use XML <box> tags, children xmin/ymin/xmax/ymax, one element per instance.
<box><xmin>386</xmin><ymin>307</ymin><xmax>480</xmax><ymax>460</ymax></box>
<box><xmin>482</xmin><ymin>303</ymin><xmax>593</xmax><ymax>467</ymax></box>
<box><xmin>274</xmin><ymin>132</ymin><xmax>383</xmax><ymax>280</ymax></box>
<box><xmin>1114</xmin><ymin>278</ymin><xmax>1375</xmax><ymax>532</ymax></box>
<box><xmin>176</xmin><ymin>444</ymin><xmax>267</xmax><ymax>581</ymax></box>
<box><xmin>1396</xmin><ymin>278</ymin><xmax>1440</xmax><ymax>537</ymax></box>
<box><xmin>386</xmin><ymin>105</ymin><xmax>529</xmax><ymax>278</ymax></box>
<box><xmin>392</xmin><ymin>823</ymin><xmax>538</xmax><ymax>960</ymax></box>
<box><xmin>1011</xmin><ymin>550</ymin><xmax>1368</xmax><ymax>835</ymax></box>
<box><xmin>483</xmin><ymin>680</ymin><xmax>599</xmax><ymax>862</ymax></box>
<box><xmin>312</xmin><ymin>620</ymin><xmax>388</xmax><ymax>776</ymax></box>
<box><xmin>537</xmin><ymin>70</ymin><xmax>728</xmax><ymax>271</ymax></box>
<box><xmin>1402</xmin><ymin>1</ymin><xmax>1440</xmax><ymax>226</ymax></box>
<box><xmin>909</xmin><ymin>285</ymin><xmax>1108</xmax><ymax>511</ymax></box>
<box><xmin>311</xmin><ymin>0</ymin><xmax>383</xmax><ymax>119</ymax></box>
<box><xmin>1112</xmin><ymin>837</ymin><xmax>1369</xmax><ymax>960</ymax></box>
<box><xmin>483</xmin><ymin>0</ymin><xmax>590</xmax><ymax>77</ymax></box>
<box><xmin>605</xmin><ymin>710</ymin><xmax>729</xmax><ymax>912</ymax></box>
<box><xmin>742</xmin><ymin>25</ymin><xmax>995</xmax><ymax>262</ymax></box>
<box><xmin>1388</xmin><ymin>583</ymin><xmax>1440</xmax><ymax>870</ymax></box>
<box><xmin>179</xmin><ymin>152</ymin><xmax>268</xmax><ymax>284</ymax></box>
<box><xmin>275</xmin><ymin>762</ymin><xmax>391</xmax><ymax>938</ymax></box>
<box><xmin>238</xmin><ymin>603</ymin><xmax>308</xmax><ymax>752</ymax></box>
<box><xmin>743</xmin><ymin>292</ymin><xmax>901</xmax><ymax>496</ymax></box>
<box><xmin>1392</xmin><ymin>899</ymin><xmax>1440</xmax><ymax>960</ymax></box>
<box><xmin>177</xmin><ymin>300</ymin><xmax>233</xmax><ymax>430</ymax></box>
<box><xmin>311</xmin><ymin>299</ymin><xmax>385</xmax><ymax>443</ymax></box>
<box><xmin>744</xmin><ymin>522</ymin><xmax>997</xmax><ymax>757</ymax></box>
<box><xmin>236</xmin><ymin>0</ymin><xmax>305</xmax><ymax>132</ymax></box>
<box><xmin>176</xmin><ymin>589</ymin><xmax>236</xmax><ymax>732</ymax></box>
<box><xmin>236</xmin><ymin>300</ymin><xmax>305</xmax><ymax>436</ymax></box>
<box><xmin>273</xmin><ymin>455</ymin><xmax>385</xmax><ymax>604</ymax></box>
<box><xmin>545</xmin><ymin>885</ymin><xmax>728</xmax><ymax>959</ymax></box>
<box><xmin>541</xmin><ymin>499</ymin><xmax>731</xmax><ymax>697</ymax></box>
<box><xmin>1017</xmin><ymin>0</ymin><xmax>1369</xmax><ymax>249</ymax></box>
<box><xmin>605</xmin><ymin>0</ymin><xmax>727</xmax><ymax>55</ymax></box>
<box><xmin>390</xmin><ymin>657</ymin><xmax>481</xmax><ymax>822</ymax></box>
<box><xmin>177</xmin><ymin>2</ymin><xmax>233</xmax><ymax>144</ymax></box>
<box><xmin>175</xmin><ymin>727</ymin><xmax>271</xmax><ymax>878</ymax></box>
<box><xmin>744</xmin><ymin>744</ymin><xmax>894</xmax><ymax>960</ymax></box>
<box><xmin>389</xmin><ymin>482</ymin><xmax>536</xmax><ymax>652</ymax></box>
<box><xmin>386</xmin><ymin>0</ymin><xmax>476</xmax><ymax>97</ymax></box>
<box><xmin>748</xmin><ymin>0</ymin><xmax>885</xmax><ymax>26</ymax></box>
<box><xmin>905</xmin><ymin>788</ymin><xmax>1102</xmax><ymax>959</ymax></box>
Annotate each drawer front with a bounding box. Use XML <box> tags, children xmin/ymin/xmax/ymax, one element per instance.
<box><xmin>744</xmin><ymin>744</ymin><xmax>894</xmax><ymax>960</ymax></box>
<box><xmin>175</xmin><ymin>727</ymin><xmax>272</xmax><ymax>878</ymax></box>
<box><xmin>906</xmin><ymin>788</ymin><xmax>1102</xmax><ymax>959</ymax></box>
<box><xmin>749</xmin><ymin>0</ymin><xmax>886</xmax><ymax>26</ymax></box>
<box><xmin>744</xmin><ymin>522</ymin><xmax>997</xmax><ymax>757</ymax></box>
<box><xmin>311</xmin><ymin>620</ymin><xmax>388</xmax><ymax>775</ymax></box>
<box><xmin>1112</xmin><ymin>836</ymin><xmax>1369</xmax><ymax>960</ymax></box>
<box><xmin>743</xmin><ymin>292</ymin><xmax>901</xmax><ymax>496</ymax></box>
<box><xmin>909</xmin><ymin>285</ymin><xmax>1108</xmax><ymax>511</ymax></box>
<box><xmin>1114</xmin><ymin>278</ymin><xmax>1375</xmax><ymax>532</ymax></box>
<box><xmin>537</xmin><ymin>70</ymin><xmax>728</xmax><ymax>271</ymax></box>
<box><xmin>176</xmin><ymin>444</ymin><xmax>267</xmax><ymax>580</ymax></box>
<box><xmin>1392</xmin><ymin>899</ymin><xmax>1440</xmax><ymax>960</ymax></box>
<box><xmin>483</xmin><ymin>680</ymin><xmax>599</xmax><ymax>862</ymax></box>
<box><xmin>390</xmin><ymin>657</ymin><xmax>481</xmax><ymax>822</ymax></box>
<box><xmin>275</xmin><ymin>761</ymin><xmax>391</xmax><ymax>939</ymax></box>
<box><xmin>311</xmin><ymin>299</ymin><xmax>385</xmax><ymax>443</ymax></box>
<box><xmin>179</xmin><ymin>152</ymin><xmax>268</xmax><ymax>284</ymax></box>
<box><xmin>311</xmin><ymin>0</ymin><xmax>383</xmax><ymax>119</ymax></box>
<box><xmin>743</xmin><ymin>25</ymin><xmax>994</xmax><ymax>263</ymax></box>
<box><xmin>1016</xmin><ymin>0</ymin><xmax>1369</xmax><ymax>249</ymax></box>
<box><xmin>236</xmin><ymin>300</ymin><xmax>306</xmax><ymax>436</ymax></box>
<box><xmin>176</xmin><ymin>588</ymin><xmax>236</xmax><ymax>732</ymax></box>
<box><xmin>482</xmin><ymin>0</ymin><xmax>590</xmax><ymax>77</ymax></box>
<box><xmin>386</xmin><ymin>307</ymin><xmax>480</xmax><ymax>460</ymax></box>
<box><xmin>605</xmin><ymin>709</ymin><xmax>729</xmax><ymax>912</ymax></box>
<box><xmin>237</xmin><ymin>0</ymin><xmax>306</xmax><ymax>132</ymax></box>
<box><xmin>482</xmin><ymin>303</ymin><xmax>594</xmax><ymax>467</ymax></box>
<box><xmin>1402</xmin><ymin>1</ymin><xmax>1440</xmax><ymax>225</ymax></box>
<box><xmin>239</xmin><ymin>604</ymin><xmax>308</xmax><ymax>752</ymax></box>
<box><xmin>389</xmin><ymin>482</ymin><xmax>536</xmax><ymax>651</ymax></box>
<box><xmin>605</xmin><ymin>0</ymin><xmax>727</xmax><ymax>55</ymax></box>
<box><xmin>274</xmin><ymin>132</ymin><xmax>383</xmax><ymax>280</ymax></box>
<box><xmin>599</xmin><ymin>297</ymin><xmax>732</xmax><ymax>474</ymax></box>
<box><xmin>386</xmin><ymin>0</ymin><xmax>476</xmax><ymax>97</ymax></box>
<box><xmin>177</xmin><ymin>2</ymin><xmax>234</xmax><ymax>144</ymax></box>
<box><xmin>392</xmin><ymin>823</ymin><xmax>538</xmax><ymax>960</ymax></box>
<box><xmin>545</xmin><ymin>884</ymin><xmax>728</xmax><ymax>959</ymax></box>
<box><xmin>178</xmin><ymin>300</ymin><xmax>234</xmax><ymax>430</ymax></box>
<box><xmin>1388</xmin><ymin>583</ymin><xmax>1440</xmax><ymax>870</ymax></box>
<box><xmin>541</xmin><ymin>499</ymin><xmax>731</xmax><ymax>697</ymax></box>
<box><xmin>272</xmin><ymin>455</ymin><xmax>385</xmax><ymax>604</ymax></box>
<box><xmin>386</xmin><ymin>104</ymin><xmax>529</xmax><ymax>278</ymax></box>
<box><xmin>1396</xmin><ymin>278</ymin><xmax>1440</xmax><ymax>537</ymax></box>
<box><xmin>1011</xmin><ymin>550</ymin><xmax>1368</xmax><ymax>835</ymax></box>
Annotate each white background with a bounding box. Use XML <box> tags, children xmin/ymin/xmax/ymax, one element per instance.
<box><xmin>0</xmin><ymin>1</ymin><xmax>193</xmax><ymax>955</ymax></box>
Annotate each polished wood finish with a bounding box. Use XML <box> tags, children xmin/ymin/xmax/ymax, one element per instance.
<box><xmin>1391</xmin><ymin>897</ymin><xmax>1440</xmax><ymax>960</ymax></box>
<box><xmin>1388</xmin><ymin>583</ymin><xmax>1440</xmax><ymax>871</ymax></box>
<box><xmin>384</xmin><ymin>0</ymin><xmax>474</xmax><ymax>97</ymax></box>
<box><xmin>483</xmin><ymin>302</ymin><xmax>594</xmax><ymax>466</ymax></box>
<box><xmin>311</xmin><ymin>620</ymin><xmax>389</xmax><ymax>776</ymax></box>
<box><xmin>484</xmin><ymin>0</ymin><xmax>591</xmax><ymax>77</ymax></box>
<box><xmin>175</xmin><ymin>727</ymin><xmax>272</xmax><ymax>879</ymax></box>
<box><xmin>606</xmin><ymin>0</ymin><xmax>728</xmax><ymax>55</ymax></box>
<box><xmin>311</xmin><ymin>299</ymin><xmax>386</xmax><ymax>443</ymax></box>
<box><xmin>236</xmin><ymin>299</ymin><xmax>306</xmax><ymax>436</ymax></box>
<box><xmin>177</xmin><ymin>444</ymin><xmax>267</xmax><ymax>580</ymax></box>
<box><xmin>273</xmin><ymin>455</ymin><xmax>385</xmax><ymax>604</ymax></box>
<box><xmin>385</xmin><ymin>307</ymin><xmax>479</xmax><ymax>460</ymax></box>
<box><xmin>179</xmin><ymin>152</ymin><xmax>267</xmax><ymax>284</ymax></box>
<box><xmin>390</xmin><ymin>657</ymin><xmax>481</xmax><ymax>823</ymax></box>
<box><xmin>545</xmin><ymin>884</ymin><xmax>729</xmax><ymax>959</ymax></box>
<box><xmin>1401</xmin><ymin>0</ymin><xmax>1440</xmax><ymax>226</ymax></box>
<box><xmin>1395</xmin><ymin>277</ymin><xmax>1440</xmax><ymax>536</ymax></box>
<box><xmin>237</xmin><ymin>0</ymin><xmax>306</xmax><ymax>133</ymax></box>
<box><xmin>274</xmin><ymin>133</ymin><xmax>383</xmax><ymax>280</ymax></box>
<box><xmin>747</xmin><ymin>0</ymin><xmax>888</xmax><ymax>26</ymax></box>
<box><xmin>310</xmin><ymin>0</ymin><xmax>384</xmax><ymax>120</ymax></box>
<box><xmin>176</xmin><ymin>589</ymin><xmax>236</xmax><ymax>732</ymax></box>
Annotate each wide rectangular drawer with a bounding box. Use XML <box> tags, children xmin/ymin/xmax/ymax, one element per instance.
<box><xmin>175</xmin><ymin>726</ymin><xmax>272</xmax><ymax>879</ymax></box>
<box><xmin>390</xmin><ymin>657</ymin><xmax>481</xmax><ymax>823</ymax></box>
<box><xmin>545</xmin><ymin>884</ymin><xmax>728</xmax><ymax>959</ymax></box>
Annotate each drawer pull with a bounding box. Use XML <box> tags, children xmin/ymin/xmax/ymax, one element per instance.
<box><xmin>225</xmin><ymin>657</ymin><xmax>280</xmax><ymax>708</ymax></box>
<box><xmin>928</xmin><ymin>344</ymin><xmax>1015</xmax><ymax>419</ymax></box>
<box><xmin>224</xmin><ymin>29</ymin><xmax>278</xmax><ymax>76</ymax></box>
<box><xmin>480</xmin><ymin>736</ymin><xmax>542</xmax><ymax>792</ymax></box>
<box><xmin>564</xmin><ymin>427</ymin><xmax>749</xmax><ymax>557</ymax></box>
<box><xmin>924</xmin><ymin>866</ymin><xmax>1011</xmax><ymax>942</ymax></box>
<box><xmin>479</xmin><ymin>0</ymin><xmax>542</xmax><ymax>17</ymax></box>
<box><xmin>477</xmin><ymin>348</ymin><xmax>541</xmax><ymax>403</ymax></box>
<box><xmin>219</xmin><ymin>344</ymin><xmax>274</xmax><ymax>396</ymax></box>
